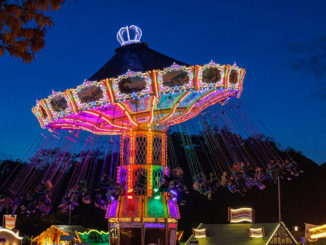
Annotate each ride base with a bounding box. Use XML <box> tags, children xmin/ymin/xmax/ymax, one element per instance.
<box><xmin>106</xmin><ymin>128</ymin><xmax>180</xmax><ymax>245</ymax></box>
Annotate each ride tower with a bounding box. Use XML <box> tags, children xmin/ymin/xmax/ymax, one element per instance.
<box><xmin>32</xmin><ymin>26</ymin><xmax>246</xmax><ymax>245</ymax></box>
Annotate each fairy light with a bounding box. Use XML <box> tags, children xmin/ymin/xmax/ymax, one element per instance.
<box><xmin>151</xmin><ymin>70</ymin><xmax>159</xmax><ymax>96</ymax></box>
<box><xmin>64</xmin><ymin>90</ymin><xmax>78</xmax><ymax>114</ymax></box>
<box><xmin>229</xmin><ymin>207</ymin><xmax>254</xmax><ymax>223</ymax></box>
<box><xmin>159</xmin><ymin>91</ymin><xmax>190</xmax><ymax>123</ymax></box>
<box><xmin>193</xmin><ymin>228</ymin><xmax>206</xmax><ymax>239</ymax></box>
<box><xmin>104</xmin><ymin>78</ymin><xmax>116</xmax><ymax>104</ymax></box>
<box><xmin>163</xmin><ymin>134</ymin><xmax>167</xmax><ymax>166</ymax></box>
<box><xmin>85</xmin><ymin>109</ymin><xmax>128</xmax><ymax>129</ymax></box>
<box><xmin>117</xmin><ymin>103</ymin><xmax>138</xmax><ymax>126</ymax></box>
<box><xmin>40</xmin><ymin>100</ymin><xmax>53</xmax><ymax>120</ymax></box>
<box><xmin>248</xmin><ymin>228</ymin><xmax>264</xmax><ymax>238</ymax></box>
<box><xmin>225</xmin><ymin>65</ymin><xmax>231</xmax><ymax>89</ymax></box>
<box><xmin>130</xmin><ymin>131</ymin><xmax>134</xmax><ymax>165</ymax></box>
<box><xmin>195</xmin><ymin>65</ymin><xmax>200</xmax><ymax>91</ymax></box>
<box><xmin>32</xmin><ymin>108</ymin><xmax>46</xmax><ymax>129</ymax></box>
<box><xmin>0</xmin><ymin>228</ymin><xmax>23</xmax><ymax>240</ymax></box>
<box><xmin>147</xmin><ymin>130</ymin><xmax>152</xmax><ymax>164</ymax></box>
<box><xmin>32</xmin><ymin>62</ymin><xmax>244</xmax><ymax>133</ymax></box>
<box><xmin>148</xmin><ymin>97</ymin><xmax>156</xmax><ymax>126</ymax></box>
<box><xmin>149</xmin><ymin>164</ymin><xmax>153</xmax><ymax>195</ymax></box>
<box><xmin>79</xmin><ymin>230</ymin><xmax>110</xmax><ymax>236</ymax></box>
<box><xmin>171</xmin><ymin>91</ymin><xmax>235</xmax><ymax>126</ymax></box>
<box><xmin>128</xmin><ymin>165</ymin><xmax>132</xmax><ymax>191</ymax></box>
<box><xmin>120</xmin><ymin>135</ymin><xmax>124</xmax><ymax>166</ymax></box>
<box><xmin>237</xmin><ymin>69</ymin><xmax>245</xmax><ymax>98</ymax></box>
<box><xmin>168</xmin><ymin>90</ymin><xmax>216</xmax><ymax>125</ymax></box>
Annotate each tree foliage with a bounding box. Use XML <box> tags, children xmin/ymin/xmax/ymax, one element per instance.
<box><xmin>0</xmin><ymin>0</ymin><xmax>65</xmax><ymax>63</ymax></box>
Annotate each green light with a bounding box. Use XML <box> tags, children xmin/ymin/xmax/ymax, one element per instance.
<box><xmin>78</xmin><ymin>230</ymin><xmax>110</xmax><ymax>244</ymax></box>
<box><xmin>154</xmin><ymin>188</ymin><xmax>159</xmax><ymax>193</ymax></box>
<box><xmin>148</xmin><ymin>197</ymin><xmax>165</xmax><ymax>218</ymax></box>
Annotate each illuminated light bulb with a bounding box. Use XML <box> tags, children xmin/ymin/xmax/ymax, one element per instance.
<box><xmin>170</xmin><ymin>190</ymin><xmax>177</xmax><ymax>196</ymax></box>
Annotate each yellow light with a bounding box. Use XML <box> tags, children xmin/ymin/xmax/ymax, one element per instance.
<box><xmin>249</xmin><ymin>228</ymin><xmax>264</xmax><ymax>238</ymax></box>
<box><xmin>193</xmin><ymin>228</ymin><xmax>206</xmax><ymax>239</ymax></box>
<box><xmin>117</xmin><ymin>103</ymin><xmax>138</xmax><ymax>126</ymax></box>
<box><xmin>309</xmin><ymin>224</ymin><xmax>326</xmax><ymax>240</ymax></box>
<box><xmin>310</xmin><ymin>224</ymin><xmax>326</xmax><ymax>232</ymax></box>
<box><xmin>311</xmin><ymin>232</ymin><xmax>326</xmax><ymax>239</ymax></box>
<box><xmin>229</xmin><ymin>207</ymin><xmax>253</xmax><ymax>223</ymax></box>
<box><xmin>79</xmin><ymin>230</ymin><xmax>110</xmax><ymax>236</ymax></box>
<box><xmin>230</xmin><ymin>208</ymin><xmax>252</xmax><ymax>212</ymax></box>
<box><xmin>0</xmin><ymin>228</ymin><xmax>23</xmax><ymax>240</ymax></box>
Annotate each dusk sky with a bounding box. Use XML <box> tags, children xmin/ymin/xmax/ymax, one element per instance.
<box><xmin>0</xmin><ymin>0</ymin><xmax>325</xmax><ymax>164</ymax></box>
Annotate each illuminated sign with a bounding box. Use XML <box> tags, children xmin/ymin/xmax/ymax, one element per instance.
<box><xmin>144</xmin><ymin>223</ymin><xmax>165</xmax><ymax>228</ymax></box>
<box><xmin>228</xmin><ymin>207</ymin><xmax>254</xmax><ymax>223</ymax></box>
<box><xmin>4</xmin><ymin>215</ymin><xmax>16</xmax><ymax>230</ymax></box>
<box><xmin>248</xmin><ymin>227</ymin><xmax>264</xmax><ymax>238</ymax></box>
<box><xmin>193</xmin><ymin>228</ymin><xmax>206</xmax><ymax>239</ymax></box>
<box><xmin>309</xmin><ymin>224</ymin><xmax>326</xmax><ymax>240</ymax></box>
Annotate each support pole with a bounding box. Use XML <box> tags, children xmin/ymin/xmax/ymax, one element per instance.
<box><xmin>278</xmin><ymin>176</ymin><xmax>282</xmax><ymax>245</ymax></box>
<box><xmin>69</xmin><ymin>204</ymin><xmax>72</xmax><ymax>225</ymax></box>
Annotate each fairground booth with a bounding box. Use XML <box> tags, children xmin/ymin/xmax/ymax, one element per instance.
<box><xmin>0</xmin><ymin>228</ymin><xmax>23</xmax><ymax>245</ymax></box>
<box><xmin>32</xmin><ymin>225</ymin><xmax>87</xmax><ymax>245</ymax></box>
<box><xmin>0</xmin><ymin>214</ymin><xmax>23</xmax><ymax>245</ymax></box>
<box><xmin>32</xmin><ymin>225</ymin><xmax>110</xmax><ymax>245</ymax></box>
<box><xmin>185</xmin><ymin>208</ymin><xmax>298</xmax><ymax>245</ymax></box>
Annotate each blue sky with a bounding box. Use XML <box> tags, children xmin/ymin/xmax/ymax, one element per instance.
<box><xmin>0</xmin><ymin>0</ymin><xmax>325</xmax><ymax>163</ymax></box>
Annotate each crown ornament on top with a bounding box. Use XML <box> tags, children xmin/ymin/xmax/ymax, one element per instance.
<box><xmin>117</xmin><ymin>25</ymin><xmax>142</xmax><ymax>46</ymax></box>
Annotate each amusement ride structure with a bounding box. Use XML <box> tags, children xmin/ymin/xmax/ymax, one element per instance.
<box><xmin>31</xmin><ymin>26</ymin><xmax>246</xmax><ymax>244</ymax></box>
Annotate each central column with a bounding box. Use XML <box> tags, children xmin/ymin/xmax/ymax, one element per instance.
<box><xmin>117</xmin><ymin>127</ymin><xmax>169</xmax><ymax>196</ymax></box>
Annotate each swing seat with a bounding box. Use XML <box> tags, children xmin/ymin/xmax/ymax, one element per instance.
<box><xmin>228</xmin><ymin>185</ymin><xmax>238</xmax><ymax>193</ymax></box>
<box><xmin>256</xmin><ymin>182</ymin><xmax>265</xmax><ymax>190</ymax></box>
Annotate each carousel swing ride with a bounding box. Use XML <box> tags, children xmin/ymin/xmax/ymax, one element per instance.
<box><xmin>31</xmin><ymin>25</ymin><xmax>245</xmax><ymax>244</ymax></box>
<box><xmin>0</xmin><ymin>26</ymin><xmax>303</xmax><ymax>245</ymax></box>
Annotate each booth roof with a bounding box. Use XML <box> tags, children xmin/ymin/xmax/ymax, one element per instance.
<box><xmin>185</xmin><ymin>222</ymin><xmax>298</xmax><ymax>245</ymax></box>
<box><xmin>32</xmin><ymin>225</ymin><xmax>88</xmax><ymax>242</ymax></box>
<box><xmin>54</xmin><ymin>225</ymin><xmax>88</xmax><ymax>236</ymax></box>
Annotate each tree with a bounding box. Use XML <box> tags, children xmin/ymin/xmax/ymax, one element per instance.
<box><xmin>292</xmin><ymin>36</ymin><xmax>326</xmax><ymax>99</ymax></box>
<box><xmin>0</xmin><ymin>0</ymin><xmax>65</xmax><ymax>63</ymax></box>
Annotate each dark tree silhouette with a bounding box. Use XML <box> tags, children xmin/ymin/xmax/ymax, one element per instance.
<box><xmin>292</xmin><ymin>36</ymin><xmax>326</xmax><ymax>99</ymax></box>
<box><xmin>0</xmin><ymin>0</ymin><xmax>65</xmax><ymax>63</ymax></box>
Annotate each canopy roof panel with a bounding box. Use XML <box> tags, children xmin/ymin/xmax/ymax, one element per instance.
<box><xmin>89</xmin><ymin>43</ymin><xmax>188</xmax><ymax>81</ymax></box>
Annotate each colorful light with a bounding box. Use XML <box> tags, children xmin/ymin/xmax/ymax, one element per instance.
<box><xmin>144</xmin><ymin>223</ymin><xmax>165</xmax><ymax>228</ymax></box>
<box><xmin>32</xmin><ymin>61</ymin><xmax>244</xmax><ymax>135</ymax></box>
<box><xmin>0</xmin><ymin>228</ymin><xmax>23</xmax><ymax>240</ymax></box>
<box><xmin>248</xmin><ymin>228</ymin><xmax>264</xmax><ymax>238</ymax></box>
<box><xmin>309</xmin><ymin>224</ymin><xmax>326</xmax><ymax>240</ymax></box>
<box><xmin>228</xmin><ymin>207</ymin><xmax>254</xmax><ymax>223</ymax></box>
<box><xmin>193</xmin><ymin>228</ymin><xmax>206</xmax><ymax>239</ymax></box>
